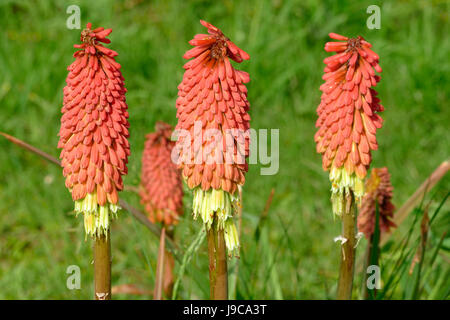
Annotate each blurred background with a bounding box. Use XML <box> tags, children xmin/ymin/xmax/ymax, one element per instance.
<box><xmin>0</xmin><ymin>0</ymin><xmax>448</xmax><ymax>299</ymax></box>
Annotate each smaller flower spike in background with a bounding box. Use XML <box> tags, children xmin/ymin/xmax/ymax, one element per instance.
<box><xmin>175</xmin><ymin>20</ymin><xmax>250</xmax><ymax>257</ymax></box>
<box><xmin>139</xmin><ymin>122</ymin><xmax>183</xmax><ymax>299</ymax></box>
<box><xmin>315</xmin><ymin>33</ymin><xmax>384</xmax><ymax>216</ymax></box>
<box><xmin>140</xmin><ymin>121</ymin><xmax>184</xmax><ymax>226</ymax></box>
<box><xmin>58</xmin><ymin>23</ymin><xmax>130</xmax><ymax>238</ymax></box>
<box><xmin>358</xmin><ymin>167</ymin><xmax>396</xmax><ymax>238</ymax></box>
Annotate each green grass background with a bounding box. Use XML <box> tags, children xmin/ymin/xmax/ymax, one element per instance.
<box><xmin>0</xmin><ymin>0</ymin><xmax>448</xmax><ymax>299</ymax></box>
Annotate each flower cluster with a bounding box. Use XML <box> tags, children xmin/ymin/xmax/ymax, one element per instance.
<box><xmin>314</xmin><ymin>33</ymin><xmax>384</xmax><ymax>216</ymax></box>
<box><xmin>175</xmin><ymin>20</ymin><xmax>250</xmax><ymax>254</ymax></box>
<box><xmin>140</xmin><ymin>122</ymin><xmax>183</xmax><ymax>225</ymax></box>
<box><xmin>357</xmin><ymin>167</ymin><xmax>396</xmax><ymax>238</ymax></box>
<box><xmin>58</xmin><ymin>23</ymin><xmax>130</xmax><ymax>238</ymax></box>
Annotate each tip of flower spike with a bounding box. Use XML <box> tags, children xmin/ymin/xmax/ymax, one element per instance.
<box><xmin>76</xmin><ymin>23</ymin><xmax>117</xmax><ymax>57</ymax></box>
<box><xmin>81</xmin><ymin>23</ymin><xmax>112</xmax><ymax>43</ymax></box>
<box><xmin>155</xmin><ymin>121</ymin><xmax>173</xmax><ymax>137</ymax></box>
<box><xmin>186</xmin><ymin>20</ymin><xmax>250</xmax><ymax>63</ymax></box>
<box><xmin>144</xmin><ymin>121</ymin><xmax>174</xmax><ymax>147</ymax></box>
<box><xmin>324</xmin><ymin>34</ymin><xmax>379</xmax><ymax>66</ymax></box>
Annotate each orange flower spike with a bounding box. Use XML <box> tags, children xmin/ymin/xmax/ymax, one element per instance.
<box><xmin>175</xmin><ymin>20</ymin><xmax>250</xmax><ymax>255</ymax></box>
<box><xmin>357</xmin><ymin>167</ymin><xmax>396</xmax><ymax>238</ymax></box>
<box><xmin>315</xmin><ymin>33</ymin><xmax>384</xmax><ymax>216</ymax></box>
<box><xmin>58</xmin><ymin>23</ymin><xmax>130</xmax><ymax>238</ymax></box>
<box><xmin>140</xmin><ymin>122</ymin><xmax>183</xmax><ymax>226</ymax></box>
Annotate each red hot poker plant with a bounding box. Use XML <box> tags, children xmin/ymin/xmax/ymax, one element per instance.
<box><xmin>140</xmin><ymin>121</ymin><xmax>183</xmax><ymax>298</ymax></box>
<box><xmin>358</xmin><ymin>167</ymin><xmax>395</xmax><ymax>299</ymax></box>
<box><xmin>140</xmin><ymin>122</ymin><xmax>183</xmax><ymax>226</ymax></box>
<box><xmin>315</xmin><ymin>33</ymin><xmax>384</xmax><ymax>300</ymax></box>
<box><xmin>58</xmin><ymin>23</ymin><xmax>129</xmax><ymax>300</ymax></box>
<box><xmin>58</xmin><ymin>23</ymin><xmax>130</xmax><ymax>238</ymax></box>
<box><xmin>175</xmin><ymin>20</ymin><xmax>250</xmax><ymax>257</ymax></box>
<box><xmin>175</xmin><ymin>20</ymin><xmax>250</xmax><ymax>300</ymax></box>
<box><xmin>315</xmin><ymin>33</ymin><xmax>384</xmax><ymax>217</ymax></box>
<box><xmin>358</xmin><ymin>167</ymin><xmax>396</xmax><ymax>238</ymax></box>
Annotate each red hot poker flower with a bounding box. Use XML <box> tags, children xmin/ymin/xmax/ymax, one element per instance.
<box><xmin>176</xmin><ymin>20</ymin><xmax>250</xmax><ymax>194</ymax></box>
<box><xmin>175</xmin><ymin>20</ymin><xmax>250</xmax><ymax>254</ymax></box>
<box><xmin>58</xmin><ymin>23</ymin><xmax>130</xmax><ymax>238</ymax></box>
<box><xmin>140</xmin><ymin>122</ymin><xmax>183</xmax><ymax>226</ymax></box>
<box><xmin>358</xmin><ymin>167</ymin><xmax>396</xmax><ymax>238</ymax></box>
<box><xmin>314</xmin><ymin>33</ymin><xmax>384</xmax><ymax>216</ymax></box>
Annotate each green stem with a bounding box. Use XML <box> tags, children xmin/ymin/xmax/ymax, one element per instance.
<box><xmin>94</xmin><ymin>232</ymin><xmax>111</xmax><ymax>300</ymax></box>
<box><xmin>337</xmin><ymin>191</ymin><xmax>356</xmax><ymax>300</ymax></box>
<box><xmin>163</xmin><ymin>228</ymin><xmax>175</xmax><ymax>299</ymax></box>
<box><xmin>154</xmin><ymin>226</ymin><xmax>166</xmax><ymax>300</ymax></box>
<box><xmin>207</xmin><ymin>221</ymin><xmax>228</xmax><ymax>300</ymax></box>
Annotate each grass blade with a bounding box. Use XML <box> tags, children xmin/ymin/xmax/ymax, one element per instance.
<box><xmin>172</xmin><ymin>228</ymin><xmax>206</xmax><ymax>300</ymax></box>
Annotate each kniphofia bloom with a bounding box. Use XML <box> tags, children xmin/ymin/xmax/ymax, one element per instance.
<box><xmin>58</xmin><ymin>23</ymin><xmax>130</xmax><ymax>238</ymax></box>
<box><xmin>174</xmin><ymin>20</ymin><xmax>251</xmax><ymax>254</ymax></box>
<box><xmin>315</xmin><ymin>33</ymin><xmax>384</xmax><ymax>216</ymax></box>
<box><xmin>358</xmin><ymin>167</ymin><xmax>395</xmax><ymax>238</ymax></box>
<box><xmin>140</xmin><ymin>122</ymin><xmax>183</xmax><ymax>225</ymax></box>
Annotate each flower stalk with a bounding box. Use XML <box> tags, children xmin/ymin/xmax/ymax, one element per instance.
<box><xmin>207</xmin><ymin>219</ymin><xmax>228</xmax><ymax>300</ymax></box>
<box><xmin>94</xmin><ymin>232</ymin><xmax>111</xmax><ymax>300</ymax></box>
<box><xmin>336</xmin><ymin>191</ymin><xmax>356</xmax><ymax>300</ymax></box>
<box><xmin>162</xmin><ymin>232</ymin><xmax>176</xmax><ymax>298</ymax></box>
<box><xmin>154</xmin><ymin>227</ymin><xmax>166</xmax><ymax>300</ymax></box>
